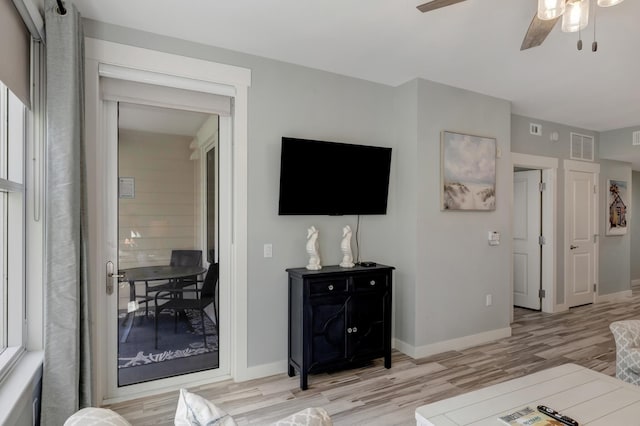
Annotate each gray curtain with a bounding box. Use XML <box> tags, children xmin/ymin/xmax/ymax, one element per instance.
<box><xmin>41</xmin><ymin>0</ymin><xmax>92</xmax><ymax>424</ymax></box>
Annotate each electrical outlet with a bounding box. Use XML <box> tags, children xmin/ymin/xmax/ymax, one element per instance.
<box><xmin>263</xmin><ymin>243</ymin><xmax>273</xmax><ymax>258</ymax></box>
<box><xmin>530</xmin><ymin>123</ymin><xmax>542</xmax><ymax>136</ymax></box>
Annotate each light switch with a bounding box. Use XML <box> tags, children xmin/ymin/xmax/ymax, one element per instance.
<box><xmin>263</xmin><ymin>243</ymin><xmax>273</xmax><ymax>258</ymax></box>
<box><xmin>488</xmin><ymin>231</ymin><xmax>500</xmax><ymax>246</ymax></box>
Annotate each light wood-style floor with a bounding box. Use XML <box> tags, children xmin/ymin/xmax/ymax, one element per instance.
<box><xmin>106</xmin><ymin>290</ymin><xmax>640</xmax><ymax>425</ymax></box>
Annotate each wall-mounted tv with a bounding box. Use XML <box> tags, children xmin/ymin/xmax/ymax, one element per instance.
<box><xmin>278</xmin><ymin>137</ymin><xmax>392</xmax><ymax>215</ymax></box>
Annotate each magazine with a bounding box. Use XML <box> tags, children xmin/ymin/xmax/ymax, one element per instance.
<box><xmin>497</xmin><ymin>406</ymin><xmax>564</xmax><ymax>426</ymax></box>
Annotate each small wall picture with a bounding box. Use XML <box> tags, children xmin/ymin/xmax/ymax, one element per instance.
<box><xmin>607</xmin><ymin>179</ymin><xmax>628</xmax><ymax>235</ymax></box>
<box><xmin>441</xmin><ymin>131</ymin><xmax>496</xmax><ymax>211</ymax></box>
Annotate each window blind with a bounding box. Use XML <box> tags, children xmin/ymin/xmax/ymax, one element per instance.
<box><xmin>0</xmin><ymin>0</ymin><xmax>30</xmax><ymax>108</ymax></box>
<box><xmin>100</xmin><ymin>78</ymin><xmax>232</xmax><ymax>117</ymax></box>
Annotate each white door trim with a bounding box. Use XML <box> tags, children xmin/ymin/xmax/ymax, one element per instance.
<box><xmin>84</xmin><ymin>38</ymin><xmax>250</xmax><ymax>404</ymax></box>
<box><xmin>563</xmin><ymin>159</ymin><xmax>600</xmax><ymax>309</ymax></box>
<box><xmin>511</xmin><ymin>153</ymin><xmax>558</xmax><ymax>314</ymax></box>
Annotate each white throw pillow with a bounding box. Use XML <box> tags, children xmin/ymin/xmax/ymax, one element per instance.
<box><xmin>64</xmin><ymin>407</ymin><xmax>132</xmax><ymax>426</ymax></box>
<box><xmin>270</xmin><ymin>407</ymin><xmax>333</xmax><ymax>426</ymax></box>
<box><xmin>174</xmin><ymin>388</ymin><xmax>237</xmax><ymax>426</ymax></box>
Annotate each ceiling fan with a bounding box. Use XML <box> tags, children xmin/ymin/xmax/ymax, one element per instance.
<box><xmin>416</xmin><ymin>0</ymin><xmax>623</xmax><ymax>51</ymax></box>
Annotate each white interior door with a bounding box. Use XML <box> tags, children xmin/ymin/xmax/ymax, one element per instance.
<box><xmin>513</xmin><ymin>170</ymin><xmax>542</xmax><ymax>310</ymax></box>
<box><xmin>566</xmin><ymin>170</ymin><xmax>596</xmax><ymax>307</ymax></box>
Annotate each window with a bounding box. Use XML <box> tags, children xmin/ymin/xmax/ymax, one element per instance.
<box><xmin>0</xmin><ymin>82</ymin><xmax>26</xmax><ymax>372</ymax></box>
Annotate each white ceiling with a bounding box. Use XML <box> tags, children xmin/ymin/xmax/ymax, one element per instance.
<box><xmin>119</xmin><ymin>103</ymin><xmax>211</xmax><ymax>136</ymax></box>
<box><xmin>61</xmin><ymin>0</ymin><xmax>640</xmax><ymax>133</ymax></box>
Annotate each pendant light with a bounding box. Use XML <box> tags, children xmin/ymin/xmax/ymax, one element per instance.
<box><xmin>597</xmin><ymin>0</ymin><xmax>624</xmax><ymax>6</ymax></box>
<box><xmin>538</xmin><ymin>0</ymin><xmax>565</xmax><ymax>20</ymax></box>
<box><xmin>562</xmin><ymin>0</ymin><xmax>590</xmax><ymax>33</ymax></box>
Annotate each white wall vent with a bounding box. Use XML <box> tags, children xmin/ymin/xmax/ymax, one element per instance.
<box><xmin>570</xmin><ymin>132</ymin><xmax>594</xmax><ymax>162</ymax></box>
<box><xmin>633</xmin><ymin>130</ymin><xmax>640</xmax><ymax>146</ymax></box>
<box><xmin>529</xmin><ymin>123</ymin><xmax>542</xmax><ymax>136</ymax></box>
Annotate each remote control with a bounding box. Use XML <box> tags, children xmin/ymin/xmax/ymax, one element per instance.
<box><xmin>537</xmin><ymin>405</ymin><xmax>579</xmax><ymax>426</ymax></box>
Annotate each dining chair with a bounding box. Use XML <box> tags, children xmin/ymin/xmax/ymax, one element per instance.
<box><xmin>154</xmin><ymin>262</ymin><xmax>219</xmax><ymax>349</ymax></box>
<box><xmin>137</xmin><ymin>249</ymin><xmax>203</xmax><ymax>317</ymax></box>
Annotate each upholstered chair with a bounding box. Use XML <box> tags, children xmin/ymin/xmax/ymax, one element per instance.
<box><xmin>610</xmin><ymin>320</ymin><xmax>640</xmax><ymax>385</ymax></box>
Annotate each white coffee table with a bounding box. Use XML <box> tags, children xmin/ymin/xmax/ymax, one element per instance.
<box><xmin>415</xmin><ymin>363</ymin><xmax>640</xmax><ymax>425</ymax></box>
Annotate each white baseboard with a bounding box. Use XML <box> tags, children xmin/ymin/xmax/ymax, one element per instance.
<box><xmin>239</xmin><ymin>327</ymin><xmax>516</xmax><ymax>381</ymax></box>
<box><xmin>554</xmin><ymin>303</ymin><xmax>569</xmax><ymax>313</ymax></box>
<box><xmin>392</xmin><ymin>338</ymin><xmax>417</xmax><ymax>358</ymax></box>
<box><xmin>632</xmin><ymin>279</ymin><xmax>640</xmax><ymax>288</ymax></box>
<box><xmin>393</xmin><ymin>327</ymin><xmax>512</xmax><ymax>360</ymax></box>
<box><xmin>596</xmin><ymin>290</ymin><xmax>633</xmax><ymax>303</ymax></box>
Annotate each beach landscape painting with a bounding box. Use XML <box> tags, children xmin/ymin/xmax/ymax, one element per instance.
<box><xmin>441</xmin><ymin>131</ymin><xmax>496</xmax><ymax>211</ymax></box>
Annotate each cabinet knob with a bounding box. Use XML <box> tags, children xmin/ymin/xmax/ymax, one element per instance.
<box><xmin>328</xmin><ymin>284</ymin><xmax>334</xmax><ymax>291</ymax></box>
<box><xmin>347</xmin><ymin>327</ymin><xmax>352</xmax><ymax>333</ymax></box>
<box><xmin>352</xmin><ymin>327</ymin><xmax>358</xmax><ymax>333</ymax></box>
<box><xmin>370</xmin><ymin>280</ymin><xmax>376</xmax><ymax>286</ymax></box>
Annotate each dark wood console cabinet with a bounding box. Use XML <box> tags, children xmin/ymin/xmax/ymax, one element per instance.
<box><xmin>287</xmin><ymin>264</ymin><xmax>394</xmax><ymax>390</ymax></box>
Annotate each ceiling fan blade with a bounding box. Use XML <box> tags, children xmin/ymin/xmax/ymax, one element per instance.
<box><xmin>416</xmin><ymin>0</ymin><xmax>469</xmax><ymax>13</ymax></box>
<box><xmin>520</xmin><ymin>14</ymin><xmax>561</xmax><ymax>50</ymax></box>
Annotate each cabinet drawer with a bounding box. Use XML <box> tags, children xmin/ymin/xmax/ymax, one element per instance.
<box><xmin>309</xmin><ymin>279</ymin><xmax>348</xmax><ymax>295</ymax></box>
<box><xmin>353</xmin><ymin>274</ymin><xmax>387</xmax><ymax>292</ymax></box>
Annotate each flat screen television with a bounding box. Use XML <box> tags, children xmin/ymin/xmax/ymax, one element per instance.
<box><xmin>278</xmin><ymin>137</ymin><xmax>392</xmax><ymax>215</ymax></box>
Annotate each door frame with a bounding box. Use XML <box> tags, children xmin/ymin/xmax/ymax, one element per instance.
<box><xmin>511</xmin><ymin>153</ymin><xmax>558</xmax><ymax>315</ymax></box>
<box><xmin>562</xmin><ymin>159</ymin><xmax>600</xmax><ymax>309</ymax></box>
<box><xmin>85</xmin><ymin>38</ymin><xmax>251</xmax><ymax>404</ymax></box>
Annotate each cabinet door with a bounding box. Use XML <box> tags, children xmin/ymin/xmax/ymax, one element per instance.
<box><xmin>309</xmin><ymin>296</ymin><xmax>349</xmax><ymax>368</ymax></box>
<box><xmin>348</xmin><ymin>291</ymin><xmax>388</xmax><ymax>359</ymax></box>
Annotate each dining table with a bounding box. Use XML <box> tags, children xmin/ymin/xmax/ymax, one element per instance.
<box><xmin>118</xmin><ymin>265</ymin><xmax>207</xmax><ymax>343</ymax></box>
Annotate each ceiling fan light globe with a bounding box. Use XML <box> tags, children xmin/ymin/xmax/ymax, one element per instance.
<box><xmin>597</xmin><ymin>0</ymin><xmax>624</xmax><ymax>6</ymax></box>
<box><xmin>561</xmin><ymin>0</ymin><xmax>590</xmax><ymax>33</ymax></box>
<box><xmin>537</xmin><ymin>0</ymin><xmax>565</xmax><ymax>20</ymax></box>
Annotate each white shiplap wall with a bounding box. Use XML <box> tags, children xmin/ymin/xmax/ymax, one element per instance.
<box><xmin>118</xmin><ymin>129</ymin><xmax>199</xmax><ymax>268</ymax></box>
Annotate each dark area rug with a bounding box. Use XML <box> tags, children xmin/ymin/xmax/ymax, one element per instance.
<box><xmin>118</xmin><ymin>309</ymin><xmax>219</xmax><ymax>386</ymax></box>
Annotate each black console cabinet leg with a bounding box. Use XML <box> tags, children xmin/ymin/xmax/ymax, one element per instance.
<box><xmin>288</xmin><ymin>363</ymin><xmax>295</xmax><ymax>377</ymax></box>
<box><xmin>385</xmin><ymin>353</ymin><xmax>391</xmax><ymax>369</ymax></box>
<box><xmin>300</xmin><ymin>372</ymin><xmax>308</xmax><ymax>390</ymax></box>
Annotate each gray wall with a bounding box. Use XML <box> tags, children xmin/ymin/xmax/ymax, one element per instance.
<box><xmin>511</xmin><ymin>114</ymin><xmax>599</xmax><ymax>162</ymax></box>
<box><xmin>599</xmin><ymin>160</ymin><xmax>632</xmax><ymax>295</ymax></box>
<box><xmin>390</xmin><ymin>79</ymin><xmax>419</xmax><ymax>345</ymax></box>
<box><xmin>600</xmin><ymin>127</ymin><xmax>639</xmax><ymax>292</ymax></box>
<box><xmin>599</xmin><ymin>126</ymin><xmax>640</xmax><ymax>165</ymax></box>
<box><xmin>633</xmin><ymin>171</ymin><xmax>640</xmax><ymax>282</ymax></box>
<box><xmin>412</xmin><ymin>79</ymin><xmax>512</xmax><ymax>346</ymax></box>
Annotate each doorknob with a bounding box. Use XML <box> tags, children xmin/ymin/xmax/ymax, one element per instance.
<box><xmin>106</xmin><ymin>261</ymin><xmax>125</xmax><ymax>295</ymax></box>
<box><xmin>570</xmin><ymin>245</ymin><xmax>578</xmax><ymax>250</ymax></box>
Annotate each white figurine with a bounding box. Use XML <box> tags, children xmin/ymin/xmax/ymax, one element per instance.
<box><xmin>306</xmin><ymin>226</ymin><xmax>322</xmax><ymax>270</ymax></box>
<box><xmin>339</xmin><ymin>225</ymin><xmax>355</xmax><ymax>268</ymax></box>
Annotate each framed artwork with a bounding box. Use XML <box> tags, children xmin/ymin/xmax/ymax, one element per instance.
<box><xmin>607</xmin><ymin>179</ymin><xmax>628</xmax><ymax>235</ymax></box>
<box><xmin>441</xmin><ymin>131</ymin><xmax>496</xmax><ymax>211</ymax></box>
